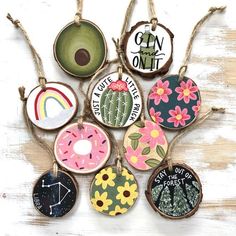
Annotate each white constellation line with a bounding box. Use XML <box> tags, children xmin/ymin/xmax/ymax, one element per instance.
<box><xmin>42</xmin><ymin>180</ymin><xmax>71</xmax><ymax>215</ymax></box>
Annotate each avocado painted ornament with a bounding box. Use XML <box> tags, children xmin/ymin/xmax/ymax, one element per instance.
<box><xmin>123</xmin><ymin>120</ymin><xmax>168</xmax><ymax>171</ymax></box>
<box><xmin>53</xmin><ymin>0</ymin><xmax>107</xmax><ymax>78</ymax></box>
<box><xmin>90</xmin><ymin>165</ymin><xmax>139</xmax><ymax>216</ymax></box>
<box><xmin>145</xmin><ymin>163</ymin><xmax>202</xmax><ymax>219</ymax></box>
<box><xmin>122</xmin><ymin>22</ymin><xmax>174</xmax><ymax>78</ymax></box>
<box><xmin>91</xmin><ymin>72</ymin><xmax>142</xmax><ymax>128</ymax></box>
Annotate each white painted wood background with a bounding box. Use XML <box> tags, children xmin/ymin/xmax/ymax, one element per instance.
<box><xmin>1</xmin><ymin>0</ymin><xmax>236</xmax><ymax>235</ymax></box>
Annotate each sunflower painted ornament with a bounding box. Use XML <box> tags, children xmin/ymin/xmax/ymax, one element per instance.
<box><xmin>147</xmin><ymin>7</ymin><xmax>226</xmax><ymax>130</ymax></box>
<box><xmin>90</xmin><ymin>135</ymin><xmax>139</xmax><ymax>216</ymax></box>
<box><xmin>7</xmin><ymin>14</ymin><xmax>78</xmax><ymax>131</ymax></box>
<box><xmin>145</xmin><ymin>107</ymin><xmax>225</xmax><ymax>219</ymax></box>
<box><xmin>54</xmin><ymin>0</ymin><xmax>107</xmax><ymax>78</ymax></box>
<box><xmin>121</xmin><ymin>0</ymin><xmax>174</xmax><ymax>78</ymax></box>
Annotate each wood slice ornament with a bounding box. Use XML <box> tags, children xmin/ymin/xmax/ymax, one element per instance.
<box><xmin>123</xmin><ymin>120</ymin><xmax>168</xmax><ymax>171</ymax></box>
<box><xmin>90</xmin><ymin>72</ymin><xmax>142</xmax><ymax>128</ymax></box>
<box><xmin>6</xmin><ymin>15</ymin><xmax>79</xmax><ymax>131</ymax></box>
<box><xmin>27</xmin><ymin>82</ymin><xmax>78</xmax><ymax>130</ymax></box>
<box><xmin>53</xmin><ymin>1</ymin><xmax>107</xmax><ymax>78</ymax></box>
<box><xmin>145</xmin><ymin>107</ymin><xmax>225</xmax><ymax>219</ymax></box>
<box><xmin>146</xmin><ymin>7</ymin><xmax>226</xmax><ymax>129</ymax></box>
<box><xmin>33</xmin><ymin>168</ymin><xmax>78</xmax><ymax>217</ymax></box>
<box><xmin>54</xmin><ymin>122</ymin><xmax>111</xmax><ymax>174</ymax></box>
<box><xmin>147</xmin><ymin>75</ymin><xmax>201</xmax><ymax>130</ymax></box>
<box><xmin>90</xmin><ymin>165</ymin><xmax>138</xmax><ymax>216</ymax></box>
<box><xmin>122</xmin><ymin>21</ymin><xmax>174</xmax><ymax>78</ymax></box>
<box><xmin>145</xmin><ymin>163</ymin><xmax>202</xmax><ymax>219</ymax></box>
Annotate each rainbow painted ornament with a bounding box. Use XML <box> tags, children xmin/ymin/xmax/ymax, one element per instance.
<box><xmin>26</xmin><ymin>82</ymin><xmax>78</xmax><ymax>130</ymax></box>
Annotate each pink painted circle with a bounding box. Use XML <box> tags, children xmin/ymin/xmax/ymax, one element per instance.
<box><xmin>54</xmin><ymin>122</ymin><xmax>111</xmax><ymax>174</ymax></box>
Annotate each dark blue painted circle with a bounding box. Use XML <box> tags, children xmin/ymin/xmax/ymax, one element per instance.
<box><xmin>33</xmin><ymin>170</ymin><xmax>77</xmax><ymax>217</ymax></box>
<box><xmin>147</xmin><ymin>75</ymin><xmax>201</xmax><ymax>130</ymax></box>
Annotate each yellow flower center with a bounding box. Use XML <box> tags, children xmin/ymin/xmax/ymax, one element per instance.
<box><xmin>151</xmin><ymin>129</ymin><xmax>160</xmax><ymax>138</ymax></box>
<box><xmin>130</xmin><ymin>155</ymin><xmax>138</xmax><ymax>163</ymax></box>
<box><xmin>183</xmin><ymin>89</ymin><xmax>190</xmax><ymax>96</ymax></box>
<box><xmin>157</xmin><ymin>88</ymin><xmax>164</xmax><ymax>95</ymax></box>
<box><xmin>176</xmin><ymin>114</ymin><xmax>182</xmax><ymax>120</ymax></box>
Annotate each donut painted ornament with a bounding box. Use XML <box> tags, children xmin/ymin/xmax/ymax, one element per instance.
<box><xmin>145</xmin><ymin>163</ymin><xmax>202</xmax><ymax>219</ymax></box>
<box><xmin>54</xmin><ymin>122</ymin><xmax>111</xmax><ymax>174</ymax></box>
<box><xmin>54</xmin><ymin>1</ymin><xmax>107</xmax><ymax>78</ymax></box>
<box><xmin>7</xmin><ymin>14</ymin><xmax>78</xmax><ymax>131</ymax></box>
<box><xmin>33</xmin><ymin>168</ymin><xmax>78</xmax><ymax>217</ymax></box>
<box><xmin>121</xmin><ymin>0</ymin><xmax>174</xmax><ymax>78</ymax></box>
<box><xmin>90</xmin><ymin>165</ymin><xmax>138</xmax><ymax>216</ymax></box>
<box><xmin>123</xmin><ymin>119</ymin><xmax>168</xmax><ymax>171</ymax></box>
<box><xmin>147</xmin><ymin>7</ymin><xmax>226</xmax><ymax>130</ymax></box>
<box><xmin>91</xmin><ymin>72</ymin><xmax>142</xmax><ymax>128</ymax></box>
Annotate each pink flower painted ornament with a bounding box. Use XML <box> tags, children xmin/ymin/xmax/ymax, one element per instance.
<box><xmin>147</xmin><ymin>7</ymin><xmax>226</xmax><ymax>130</ymax></box>
<box><xmin>123</xmin><ymin>120</ymin><xmax>168</xmax><ymax>171</ymax></box>
<box><xmin>147</xmin><ymin>75</ymin><xmax>201</xmax><ymax>130</ymax></box>
<box><xmin>54</xmin><ymin>122</ymin><xmax>111</xmax><ymax>174</ymax></box>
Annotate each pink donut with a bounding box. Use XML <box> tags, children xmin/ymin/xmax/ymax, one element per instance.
<box><xmin>54</xmin><ymin>122</ymin><xmax>111</xmax><ymax>174</ymax></box>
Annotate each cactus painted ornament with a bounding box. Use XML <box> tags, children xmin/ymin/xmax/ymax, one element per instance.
<box><xmin>91</xmin><ymin>72</ymin><xmax>142</xmax><ymax>128</ymax></box>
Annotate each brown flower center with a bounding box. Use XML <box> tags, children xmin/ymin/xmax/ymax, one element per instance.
<box><xmin>102</xmin><ymin>174</ymin><xmax>109</xmax><ymax>180</ymax></box>
<box><xmin>96</xmin><ymin>200</ymin><xmax>104</xmax><ymax>207</ymax></box>
<box><xmin>123</xmin><ymin>190</ymin><xmax>130</xmax><ymax>197</ymax></box>
<box><xmin>115</xmin><ymin>212</ymin><xmax>122</xmax><ymax>215</ymax></box>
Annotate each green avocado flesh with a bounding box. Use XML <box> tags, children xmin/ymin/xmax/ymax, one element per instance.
<box><xmin>54</xmin><ymin>21</ymin><xmax>106</xmax><ymax>77</ymax></box>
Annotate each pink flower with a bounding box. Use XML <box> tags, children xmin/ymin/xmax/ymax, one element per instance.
<box><xmin>175</xmin><ymin>80</ymin><xmax>198</xmax><ymax>104</ymax></box>
<box><xmin>192</xmin><ymin>100</ymin><xmax>201</xmax><ymax>116</ymax></box>
<box><xmin>167</xmin><ymin>106</ymin><xmax>191</xmax><ymax>128</ymax></box>
<box><xmin>125</xmin><ymin>146</ymin><xmax>147</xmax><ymax>170</ymax></box>
<box><xmin>149</xmin><ymin>107</ymin><xmax>164</xmax><ymax>124</ymax></box>
<box><xmin>139</xmin><ymin>121</ymin><xmax>166</xmax><ymax>148</ymax></box>
<box><xmin>149</xmin><ymin>80</ymin><xmax>172</xmax><ymax>105</ymax></box>
<box><xmin>108</xmin><ymin>80</ymin><xmax>128</xmax><ymax>92</ymax></box>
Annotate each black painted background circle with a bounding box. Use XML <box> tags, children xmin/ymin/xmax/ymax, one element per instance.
<box><xmin>147</xmin><ymin>75</ymin><xmax>201</xmax><ymax>130</ymax></box>
<box><xmin>146</xmin><ymin>163</ymin><xmax>202</xmax><ymax>219</ymax></box>
<box><xmin>33</xmin><ymin>170</ymin><xmax>77</xmax><ymax>217</ymax></box>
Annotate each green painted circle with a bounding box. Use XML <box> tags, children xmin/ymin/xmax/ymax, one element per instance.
<box><xmin>54</xmin><ymin>20</ymin><xmax>107</xmax><ymax>78</ymax></box>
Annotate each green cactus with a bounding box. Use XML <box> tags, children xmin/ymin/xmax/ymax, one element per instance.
<box><xmin>100</xmin><ymin>80</ymin><xmax>133</xmax><ymax>127</ymax></box>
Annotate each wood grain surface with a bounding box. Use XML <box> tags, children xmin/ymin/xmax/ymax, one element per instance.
<box><xmin>0</xmin><ymin>0</ymin><xmax>236</xmax><ymax>235</ymax></box>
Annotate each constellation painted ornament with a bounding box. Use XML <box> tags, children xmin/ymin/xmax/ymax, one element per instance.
<box><xmin>91</xmin><ymin>72</ymin><xmax>142</xmax><ymax>128</ymax></box>
<box><xmin>145</xmin><ymin>163</ymin><xmax>202</xmax><ymax>219</ymax></box>
<box><xmin>121</xmin><ymin>0</ymin><xmax>174</xmax><ymax>78</ymax></box>
<box><xmin>90</xmin><ymin>165</ymin><xmax>138</xmax><ymax>216</ymax></box>
<box><xmin>54</xmin><ymin>1</ymin><xmax>107</xmax><ymax>78</ymax></box>
<box><xmin>147</xmin><ymin>75</ymin><xmax>201</xmax><ymax>130</ymax></box>
<box><xmin>123</xmin><ymin>120</ymin><xmax>168</xmax><ymax>171</ymax></box>
<box><xmin>33</xmin><ymin>169</ymin><xmax>78</xmax><ymax>217</ymax></box>
<box><xmin>54</xmin><ymin>122</ymin><xmax>111</xmax><ymax>174</ymax></box>
<box><xmin>27</xmin><ymin>82</ymin><xmax>78</xmax><ymax>130</ymax></box>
